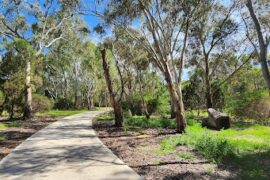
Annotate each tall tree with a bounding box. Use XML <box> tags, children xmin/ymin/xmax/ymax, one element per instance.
<box><xmin>93</xmin><ymin>0</ymin><xmax>199</xmax><ymax>132</ymax></box>
<box><xmin>245</xmin><ymin>0</ymin><xmax>270</xmax><ymax>95</ymax></box>
<box><xmin>0</xmin><ymin>0</ymin><xmax>80</xmax><ymax>118</ymax></box>
<box><xmin>101</xmin><ymin>48</ymin><xmax>123</xmax><ymax>127</ymax></box>
<box><xmin>189</xmin><ymin>1</ymin><xmax>238</xmax><ymax>108</ymax></box>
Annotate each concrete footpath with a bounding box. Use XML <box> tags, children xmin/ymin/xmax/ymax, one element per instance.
<box><xmin>0</xmin><ymin>111</ymin><xmax>142</xmax><ymax>180</ymax></box>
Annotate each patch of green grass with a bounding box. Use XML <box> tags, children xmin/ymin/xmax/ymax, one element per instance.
<box><xmin>0</xmin><ymin>123</ymin><xmax>7</xmax><ymax>129</ymax></box>
<box><xmin>161</xmin><ymin>122</ymin><xmax>270</xmax><ymax>178</ymax></box>
<box><xmin>206</xmin><ymin>165</ymin><xmax>214</xmax><ymax>174</ymax></box>
<box><xmin>0</xmin><ymin>121</ymin><xmax>22</xmax><ymax>129</ymax></box>
<box><xmin>177</xmin><ymin>152</ymin><xmax>195</xmax><ymax>160</ymax></box>
<box><xmin>95</xmin><ymin>112</ymin><xmax>114</xmax><ymax>121</ymax></box>
<box><xmin>37</xmin><ymin>110</ymin><xmax>87</xmax><ymax>117</ymax></box>
<box><xmin>153</xmin><ymin>159</ymin><xmax>161</xmax><ymax>165</ymax></box>
<box><xmin>0</xmin><ymin>135</ymin><xmax>5</xmax><ymax>141</ymax></box>
<box><xmin>153</xmin><ymin>148</ymin><xmax>172</xmax><ymax>155</ymax></box>
<box><xmin>93</xmin><ymin>107</ymin><xmax>112</xmax><ymax>111</ymax></box>
<box><xmin>6</xmin><ymin>121</ymin><xmax>21</xmax><ymax>128</ymax></box>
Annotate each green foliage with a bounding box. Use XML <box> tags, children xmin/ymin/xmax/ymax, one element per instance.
<box><xmin>37</xmin><ymin>110</ymin><xmax>87</xmax><ymax>117</ymax></box>
<box><xmin>32</xmin><ymin>94</ymin><xmax>53</xmax><ymax>113</ymax></box>
<box><xmin>0</xmin><ymin>124</ymin><xmax>7</xmax><ymax>129</ymax></box>
<box><xmin>145</xmin><ymin>98</ymin><xmax>158</xmax><ymax>115</ymax></box>
<box><xmin>122</xmin><ymin>92</ymin><xmax>160</xmax><ymax>116</ymax></box>
<box><xmin>225</xmin><ymin>90</ymin><xmax>266</xmax><ymax>117</ymax></box>
<box><xmin>156</xmin><ymin>87</ymin><xmax>170</xmax><ymax>116</ymax></box>
<box><xmin>6</xmin><ymin>121</ymin><xmax>21</xmax><ymax>128</ymax></box>
<box><xmin>182</xmin><ymin>71</ymin><xmax>204</xmax><ymax>110</ymax></box>
<box><xmin>185</xmin><ymin>112</ymin><xmax>200</xmax><ymax>126</ymax></box>
<box><xmin>54</xmin><ymin>98</ymin><xmax>75</xmax><ymax>110</ymax></box>
<box><xmin>161</xmin><ymin>123</ymin><xmax>270</xmax><ymax>164</ymax></box>
<box><xmin>177</xmin><ymin>152</ymin><xmax>195</xmax><ymax>160</ymax></box>
<box><xmin>96</xmin><ymin>112</ymin><xmax>114</xmax><ymax>121</ymax></box>
<box><xmin>124</xmin><ymin>116</ymin><xmax>176</xmax><ymax>129</ymax></box>
<box><xmin>3</xmin><ymin>72</ymin><xmax>25</xmax><ymax>117</ymax></box>
<box><xmin>194</xmin><ymin>133</ymin><xmax>234</xmax><ymax>163</ymax></box>
<box><xmin>122</xmin><ymin>93</ymin><xmax>142</xmax><ymax>115</ymax></box>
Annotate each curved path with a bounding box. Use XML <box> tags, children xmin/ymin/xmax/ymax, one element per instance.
<box><xmin>0</xmin><ymin>111</ymin><xmax>142</xmax><ymax>180</ymax></box>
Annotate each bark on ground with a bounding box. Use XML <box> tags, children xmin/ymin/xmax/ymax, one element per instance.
<box><xmin>94</xmin><ymin>120</ymin><xmax>237</xmax><ymax>180</ymax></box>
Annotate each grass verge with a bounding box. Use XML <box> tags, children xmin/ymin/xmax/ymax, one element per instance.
<box><xmin>36</xmin><ymin>110</ymin><xmax>87</xmax><ymax>117</ymax></box>
<box><xmin>160</xmin><ymin>123</ymin><xmax>270</xmax><ymax>179</ymax></box>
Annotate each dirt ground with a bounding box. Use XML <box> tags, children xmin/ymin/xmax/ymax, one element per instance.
<box><xmin>0</xmin><ymin>116</ymin><xmax>58</xmax><ymax>160</ymax></box>
<box><xmin>94</xmin><ymin>121</ymin><xmax>237</xmax><ymax>180</ymax></box>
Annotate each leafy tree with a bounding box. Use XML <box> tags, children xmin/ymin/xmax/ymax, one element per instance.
<box><xmin>0</xmin><ymin>0</ymin><xmax>81</xmax><ymax>118</ymax></box>
<box><xmin>188</xmin><ymin>1</ymin><xmax>238</xmax><ymax>108</ymax></box>
<box><xmin>243</xmin><ymin>0</ymin><xmax>270</xmax><ymax>95</ymax></box>
<box><xmin>93</xmin><ymin>0</ymin><xmax>201</xmax><ymax>132</ymax></box>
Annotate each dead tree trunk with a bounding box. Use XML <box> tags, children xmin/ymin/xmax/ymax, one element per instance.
<box><xmin>101</xmin><ymin>48</ymin><xmax>123</xmax><ymax>127</ymax></box>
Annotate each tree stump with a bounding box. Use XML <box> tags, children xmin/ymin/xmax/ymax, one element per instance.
<box><xmin>202</xmin><ymin>108</ymin><xmax>230</xmax><ymax>130</ymax></box>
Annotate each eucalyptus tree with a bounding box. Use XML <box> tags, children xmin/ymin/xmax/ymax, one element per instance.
<box><xmin>188</xmin><ymin>1</ymin><xmax>239</xmax><ymax>108</ymax></box>
<box><xmin>93</xmin><ymin>0</ymin><xmax>200</xmax><ymax>132</ymax></box>
<box><xmin>111</xmin><ymin>28</ymin><xmax>153</xmax><ymax>118</ymax></box>
<box><xmin>0</xmin><ymin>0</ymin><xmax>81</xmax><ymax>118</ymax></box>
<box><xmin>44</xmin><ymin>31</ymin><xmax>99</xmax><ymax>110</ymax></box>
<box><xmin>243</xmin><ymin>0</ymin><xmax>270</xmax><ymax>95</ymax></box>
<box><xmin>100</xmin><ymin>45</ymin><xmax>124</xmax><ymax>127</ymax></box>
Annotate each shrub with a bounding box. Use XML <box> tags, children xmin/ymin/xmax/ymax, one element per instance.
<box><xmin>161</xmin><ymin>124</ymin><xmax>235</xmax><ymax>164</ymax></box>
<box><xmin>156</xmin><ymin>91</ymin><xmax>170</xmax><ymax>116</ymax></box>
<box><xmin>32</xmin><ymin>94</ymin><xmax>53</xmax><ymax>113</ymax></box>
<box><xmin>54</xmin><ymin>98</ymin><xmax>74</xmax><ymax>110</ymax></box>
<box><xmin>122</xmin><ymin>94</ymin><xmax>142</xmax><ymax>115</ymax></box>
<box><xmin>246</xmin><ymin>97</ymin><xmax>270</xmax><ymax>121</ymax></box>
<box><xmin>226</xmin><ymin>91</ymin><xmax>263</xmax><ymax>117</ymax></box>
<box><xmin>146</xmin><ymin>98</ymin><xmax>158</xmax><ymax>116</ymax></box>
<box><xmin>124</xmin><ymin>116</ymin><xmax>176</xmax><ymax>129</ymax></box>
<box><xmin>195</xmin><ymin>133</ymin><xmax>235</xmax><ymax>164</ymax></box>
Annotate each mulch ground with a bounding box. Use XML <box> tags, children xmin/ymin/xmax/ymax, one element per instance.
<box><xmin>0</xmin><ymin>116</ymin><xmax>58</xmax><ymax>160</ymax></box>
<box><xmin>93</xmin><ymin>121</ymin><xmax>237</xmax><ymax>180</ymax></box>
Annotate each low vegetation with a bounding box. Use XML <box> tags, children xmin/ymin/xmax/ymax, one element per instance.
<box><xmin>95</xmin><ymin>112</ymin><xmax>270</xmax><ymax>179</ymax></box>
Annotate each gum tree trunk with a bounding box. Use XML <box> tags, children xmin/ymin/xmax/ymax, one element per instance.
<box><xmin>23</xmin><ymin>60</ymin><xmax>33</xmax><ymax>119</ymax></box>
<box><xmin>101</xmin><ymin>48</ymin><xmax>123</xmax><ymax>127</ymax></box>
<box><xmin>164</xmin><ymin>68</ymin><xmax>186</xmax><ymax>133</ymax></box>
<box><xmin>204</xmin><ymin>56</ymin><xmax>213</xmax><ymax>108</ymax></box>
<box><xmin>137</xmin><ymin>69</ymin><xmax>150</xmax><ymax>119</ymax></box>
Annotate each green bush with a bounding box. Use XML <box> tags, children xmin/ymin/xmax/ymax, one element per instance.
<box><xmin>156</xmin><ymin>91</ymin><xmax>170</xmax><ymax>116</ymax></box>
<box><xmin>124</xmin><ymin>116</ymin><xmax>176</xmax><ymax>129</ymax></box>
<box><xmin>161</xmin><ymin>124</ymin><xmax>235</xmax><ymax>164</ymax></box>
<box><xmin>195</xmin><ymin>133</ymin><xmax>234</xmax><ymax>164</ymax></box>
<box><xmin>54</xmin><ymin>98</ymin><xmax>75</xmax><ymax>110</ymax></box>
<box><xmin>146</xmin><ymin>98</ymin><xmax>158</xmax><ymax>115</ymax></box>
<box><xmin>122</xmin><ymin>94</ymin><xmax>142</xmax><ymax>115</ymax></box>
<box><xmin>225</xmin><ymin>90</ymin><xmax>267</xmax><ymax>118</ymax></box>
<box><xmin>122</xmin><ymin>93</ymin><xmax>159</xmax><ymax>116</ymax></box>
<box><xmin>32</xmin><ymin>94</ymin><xmax>53</xmax><ymax>113</ymax></box>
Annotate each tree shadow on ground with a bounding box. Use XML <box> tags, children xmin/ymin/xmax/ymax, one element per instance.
<box><xmin>224</xmin><ymin>150</ymin><xmax>270</xmax><ymax>180</ymax></box>
<box><xmin>0</xmin><ymin>117</ymin><xmax>130</xmax><ymax>179</ymax></box>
